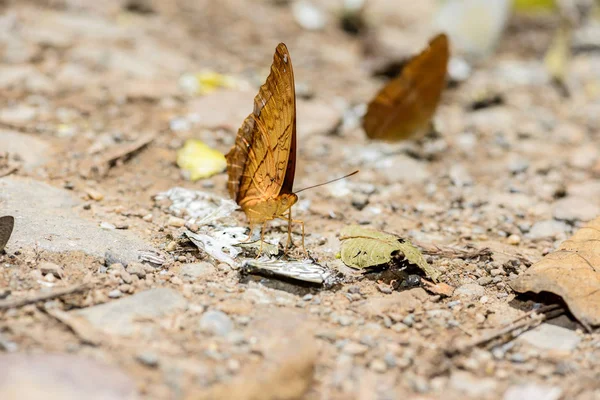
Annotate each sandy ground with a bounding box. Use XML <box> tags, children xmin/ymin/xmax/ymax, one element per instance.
<box><xmin>1</xmin><ymin>0</ymin><xmax>600</xmax><ymax>399</ymax></box>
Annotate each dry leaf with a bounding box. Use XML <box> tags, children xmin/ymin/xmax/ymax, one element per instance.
<box><xmin>176</xmin><ymin>139</ymin><xmax>227</xmax><ymax>181</ymax></box>
<box><xmin>511</xmin><ymin>216</ymin><xmax>600</xmax><ymax>327</ymax></box>
<box><xmin>339</xmin><ymin>225</ymin><xmax>441</xmax><ymax>282</ymax></box>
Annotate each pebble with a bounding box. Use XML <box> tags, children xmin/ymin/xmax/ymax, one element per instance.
<box><xmin>85</xmin><ymin>188</ymin><xmax>104</xmax><ymax>201</ymax></box>
<box><xmin>342</xmin><ymin>342</ymin><xmax>368</xmax><ymax>355</ymax></box>
<box><xmin>75</xmin><ymin>288</ymin><xmax>188</xmax><ymax>336</ymax></box>
<box><xmin>198</xmin><ymin>310</ymin><xmax>234</xmax><ymax>336</ymax></box>
<box><xmin>126</xmin><ymin>262</ymin><xmax>147</xmax><ymax>279</ymax></box>
<box><xmin>167</xmin><ymin>216</ymin><xmax>185</xmax><ymax>227</ymax></box>
<box><xmin>503</xmin><ymin>383</ymin><xmax>562</xmax><ymax>400</ymax></box>
<box><xmin>108</xmin><ymin>289</ymin><xmax>123</xmax><ymax>298</ymax></box>
<box><xmin>100</xmin><ymin>222</ymin><xmax>116</xmax><ymax>230</ymax></box>
<box><xmin>490</xmin><ymin>268</ymin><xmax>504</xmax><ymax>277</ymax></box>
<box><xmin>518</xmin><ymin>323</ymin><xmax>581</xmax><ymax>352</ymax></box>
<box><xmin>507</xmin><ymin>234</ymin><xmax>521</xmax><ymax>245</ymax></box>
<box><xmin>369</xmin><ymin>359</ymin><xmax>387</xmax><ymax>373</ymax></box>
<box><xmin>477</xmin><ymin>276</ymin><xmax>493</xmax><ymax>286</ymax></box>
<box><xmin>136</xmin><ymin>351</ymin><xmax>159</xmax><ymax>367</ymax></box>
<box><xmin>292</xmin><ymin>1</ymin><xmax>327</xmax><ymax>31</ymax></box>
<box><xmin>454</xmin><ymin>284</ymin><xmax>485</xmax><ymax>299</ymax></box>
<box><xmin>351</xmin><ymin>193</ymin><xmax>369</xmax><ymax>210</ymax></box>
<box><xmin>552</xmin><ymin>197</ymin><xmax>600</xmax><ymax>223</ymax></box>
<box><xmin>176</xmin><ymin>262</ymin><xmax>215</xmax><ymax>280</ymax></box>
<box><xmin>39</xmin><ymin>262</ymin><xmax>63</xmax><ymax>279</ymax></box>
<box><xmin>527</xmin><ymin>220</ymin><xmax>569</xmax><ymax>239</ymax></box>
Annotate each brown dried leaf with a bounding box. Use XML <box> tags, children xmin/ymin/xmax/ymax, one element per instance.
<box><xmin>511</xmin><ymin>216</ymin><xmax>600</xmax><ymax>327</ymax></box>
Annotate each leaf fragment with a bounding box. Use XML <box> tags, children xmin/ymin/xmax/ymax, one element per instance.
<box><xmin>511</xmin><ymin>216</ymin><xmax>600</xmax><ymax>327</ymax></box>
<box><xmin>339</xmin><ymin>225</ymin><xmax>441</xmax><ymax>282</ymax></box>
<box><xmin>176</xmin><ymin>139</ymin><xmax>227</xmax><ymax>181</ymax></box>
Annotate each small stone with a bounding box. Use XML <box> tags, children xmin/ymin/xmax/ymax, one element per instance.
<box><xmin>292</xmin><ymin>1</ymin><xmax>327</xmax><ymax>31</ymax></box>
<box><xmin>477</xmin><ymin>276</ymin><xmax>493</xmax><ymax>286</ymax></box>
<box><xmin>302</xmin><ymin>294</ymin><xmax>313</xmax><ymax>301</ymax></box>
<box><xmin>100</xmin><ymin>222</ymin><xmax>116</xmax><ymax>230</ymax></box>
<box><xmin>503</xmin><ymin>383</ymin><xmax>562</xmax><ymax>400</ymax></box>
<box><xmin>552</xmin><ymin>197</ymin><xmax>600</xmax><ymax>223</ymax></box>
<box><xmin>170</xmin><ymin>276</ymin><xmax>183</xmax><ymax>285</ymax></box>
<box><xmin>39</xmin><ymin>262</ymin><xmax>63</xmax><ymax>279</ymax></box>
<box><xmin>490</xmin><ymin>268</ymin><xmax>504</xmax><ymax>277</ymax></box>
<box><xmin>136</xmin><ymin>351</ymin><xmax>159</xmax><ymax>368</ymax></box>
<box><xmin>142</xmin><ymin>214</ymin><xmax>153</xmax><ymax>222</ymax></box>
<box><xmin>198</xmin><ymin>310</ymin><xmax>234</xmax><ymax>336</ymax></box>
<box><xmin>369</xmin><ymin>359</ymin><xmax>387</xmax><ymax>373</ymax></box>
<box><xmin>44</xmin><ymin>273</ymin><xmax>56</xmax><ymax>282</ymax></box>
<box><xmin>351</xmin><ymin>193</ymin><xmax>369</xmax><ymax>210</ymax></box>
<box><xmin>507</xmin><ymin>234</ymin><xmax>521</xmax><ymax>245</ymax></box>
<box><xmin>167</xmin><ymin>216</ymin><xmax>185</xmax><ymax>227</ymax></box>
<box><xmin>454</xmin><ymin>284</ymin><xmax>485</xmax><ymax>299</ymax></box>
<box><xmin>518</xmin><ymin>323</ymin><xmax>581</xmax><ymax>352</ymax></box>
<box><xmin>176</xmin><ymin>262</ymin><xmax>215</xmax><ymax>280</ymax></box>
<box><xmin>120</xmin><ymin>271</ymin><xmax>133</xmax><ymax>284</ymax></box>
<box><xmin>165</xmin><ymin>241</ymin><xmax>177</xmax><ymax>252</ymax></box>
<box><xmin>85</xmin><ymin>188</ymin><xmax>104</xmax><ymax>201</ymax></box>
<box><xmin>508</xmin><ymin>157</ymin><xmax>529</xmax><ymax>174</ymax></box>
<box><xmin>342</xmin><ymin>342</ymin><xmax>368</xmax><ymax>355</ymax></box>
<box><xmin>527</xmin><ymin>220</ymin><xmax>569</xmax><ymax>240</ymax></box>
<box><xmin>126</xmin><ymin>262</ymin><xmax>146</xmax><ymax>279</ymax></box>
<box><xmin>108</xmin><ymin>289</ymin><xmax>123</xmax><ymax>298</ymax></box>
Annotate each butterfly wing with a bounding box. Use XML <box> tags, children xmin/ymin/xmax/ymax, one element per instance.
<box><xmin>0</xmin><ymin>215</ymin><xmax>14</xmax><ymax>252</ymax></box>
<box><xmin>226</xmin><ymin>43</ymin><xmax>296</xmax><ymax>206</ymax></box>
<box><xmin>363</xmin><ymin>33</ymin><xmax>449</xmax><ymax>141</ymax></box>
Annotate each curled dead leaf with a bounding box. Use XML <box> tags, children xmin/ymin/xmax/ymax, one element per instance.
<box><xmin>511</xmin><ymin>216</ymin><xmax>600</xmax><ymax>327</ymax></box>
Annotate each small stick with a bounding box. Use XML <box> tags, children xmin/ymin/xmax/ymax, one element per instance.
<box><xmin>0</xmin><ymin>282</ymin><xmax>90</xmax><ymax>311</ymax></box>
<box><xmin>448</xmin><ymin>304</ymin><xmax>563</xmax><ymax>355</ymax></box>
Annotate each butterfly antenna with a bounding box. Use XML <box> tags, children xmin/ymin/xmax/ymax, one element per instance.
<box><xmin>294</xmin><ymin>170</ymin><xmax>359</xmax><ymax>194</ymax></box>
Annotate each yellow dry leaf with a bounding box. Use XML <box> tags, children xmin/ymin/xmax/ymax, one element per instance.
<box><xmin>511</xmin><ymin>216</ymin><xmax>600</xmax><ymax>327</ymax></box>
<box><xmin>176</xmin><ymin>139</ymin><xmax>226</xmax><ymax>181</ymax></box>
<box><xmin>179</xmin><ymin>71</ymin><xmax>237</xmax><ymax>95</ymax></box>
<box><xmin>339</xmin><ymin>225</ymin><xmax>441</xmax><ymax>282</ymax></box>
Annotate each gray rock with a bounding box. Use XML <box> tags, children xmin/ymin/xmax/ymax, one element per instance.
<box><xmin>0</xmin><ymin>353</ymin><xmax>137</xmax><ymax>400</ymax></box>
<box><xmin>552</xmin><ymin>197</ymin><xmax>600</xmax><ymax>223</ymax></box>
<box><xmin>175</xmin><ymin>262</ymin><xmax>215</xmax><ymax>281</ymax></box>
<box><xmin>376</xmin><ymin>155</ymin><xmax>430</xmax><ymax>183</ymax></box>
<box><xmin>454</xmin><ymin>283</ymin><xmax>485</xmax><ymax>299</ymax></box>
<box><xmin>74</xmin><ymin>288</ymin><xmax>188</xmax><ymax>336</ymax></box>
<box><xmin>449</xmin><ymin>370</ymin><xmax>497</xmax><ymax>397</ymax></box>
<box><xmin>518</xmin><ymin>323</ymin><xmax>581</xmax><ymax>352</ymax></box>
<box><xmin>198</xmin><ymin>310</ymin><xmax>234</xmax><ymax>336</ymax></box>
<box><xmin>136</xmin><ymin>351</ymin><xmax>159</xmax><ymax>368</ymax></box>
<box><xmin>126</xmin><ymin>262</ymin><xmax>146</xmax><ymax>279</ymax></box>
<box><xmin>0</xmin><ymin>177</ymin><xmax>154</xmax><ymax>264</ymax></box>
<box><xmin>0</xmin><ymin>130</ymin><xmax>51</xmax><ymax>171</ymax></box>
<box><xmin>527</xmin><ymin>220</ymin><xmax>569</xmax><ymax>240</ymax></box>
<box><xmin>503</xmin><ymin>383</ymin><xmax>562</xmax><ymax>400</ymax></box>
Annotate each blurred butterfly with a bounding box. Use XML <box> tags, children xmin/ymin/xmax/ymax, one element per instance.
<box><xmin>363</xmin><ymin>33</ymin><xmax>450</xmax><ymax>141</ymax></box>
<box><xmin>0</xmin><ymin>215</ymin><xmax>14</xmax><ymax>252</ymax></box>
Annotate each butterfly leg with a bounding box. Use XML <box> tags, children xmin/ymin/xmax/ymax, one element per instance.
<box><xmin>256</xmin><ymin>221</ymin><xmax>269</xmax><ymax>257</ymax></box>
<box><xmin>285</xmin><ymin>208</ymin><xmax>294</xmax><ymax>250</ymax></box>
<box><xmin>291</xmin><ymin>218</ymin><xmax>307</xmax><ymax>256</ymax></box>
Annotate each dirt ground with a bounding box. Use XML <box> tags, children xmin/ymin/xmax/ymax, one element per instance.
<box><xmin>1</xmin><ymin>0</ymin><xmax>600</xmax><ymax>399</ymax></box>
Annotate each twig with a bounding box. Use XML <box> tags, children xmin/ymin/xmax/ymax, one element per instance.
<box><xmin>412</xmin><ymin>240</ymin><xmax>493</xmax><ymax>261</ymax></box>
<box><xmin>447</xmin><ymin>304</ymin><xmax>563</xmax><ymax>355</ymax></box>
<box><xmin>0</xmin><ymin>282</ymin><xmax>91</xmax><ymax>310</ymax></box>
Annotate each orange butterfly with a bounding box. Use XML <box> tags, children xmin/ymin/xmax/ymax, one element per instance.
<box><xmin>226</xmin><ymin>43</ymin><xmax>303</xmax><ymax>251</ymax></box>
<box><xmin>363</xmin><ymin>33</ymin><xmax>450</xmax><ymax>141</ymax></box>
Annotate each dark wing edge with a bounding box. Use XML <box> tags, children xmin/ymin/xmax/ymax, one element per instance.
<box><xmin>275</xmin><ymin>43</ymin><xmax>297</xmax><ymax>195</ymax></box>
<box><xmin>0</xmin><ymin>215</ymin><xmax>15</xmax><ymax>251</ymax></box>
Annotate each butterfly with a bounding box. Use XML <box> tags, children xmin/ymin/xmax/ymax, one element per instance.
<box><xmin>0</xmin><ymin>215</ymin><xmax>14</xmax><ymax>252</ymax></box>
<box><xmin>225</xmin><ymin>43</ymin><xmax>303</xmax><ymax>251</ymax></box>
<box><xmin>363</xmin><ymin>33</ymin><xmax>450</xmax><ymax>141</ymax></box>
